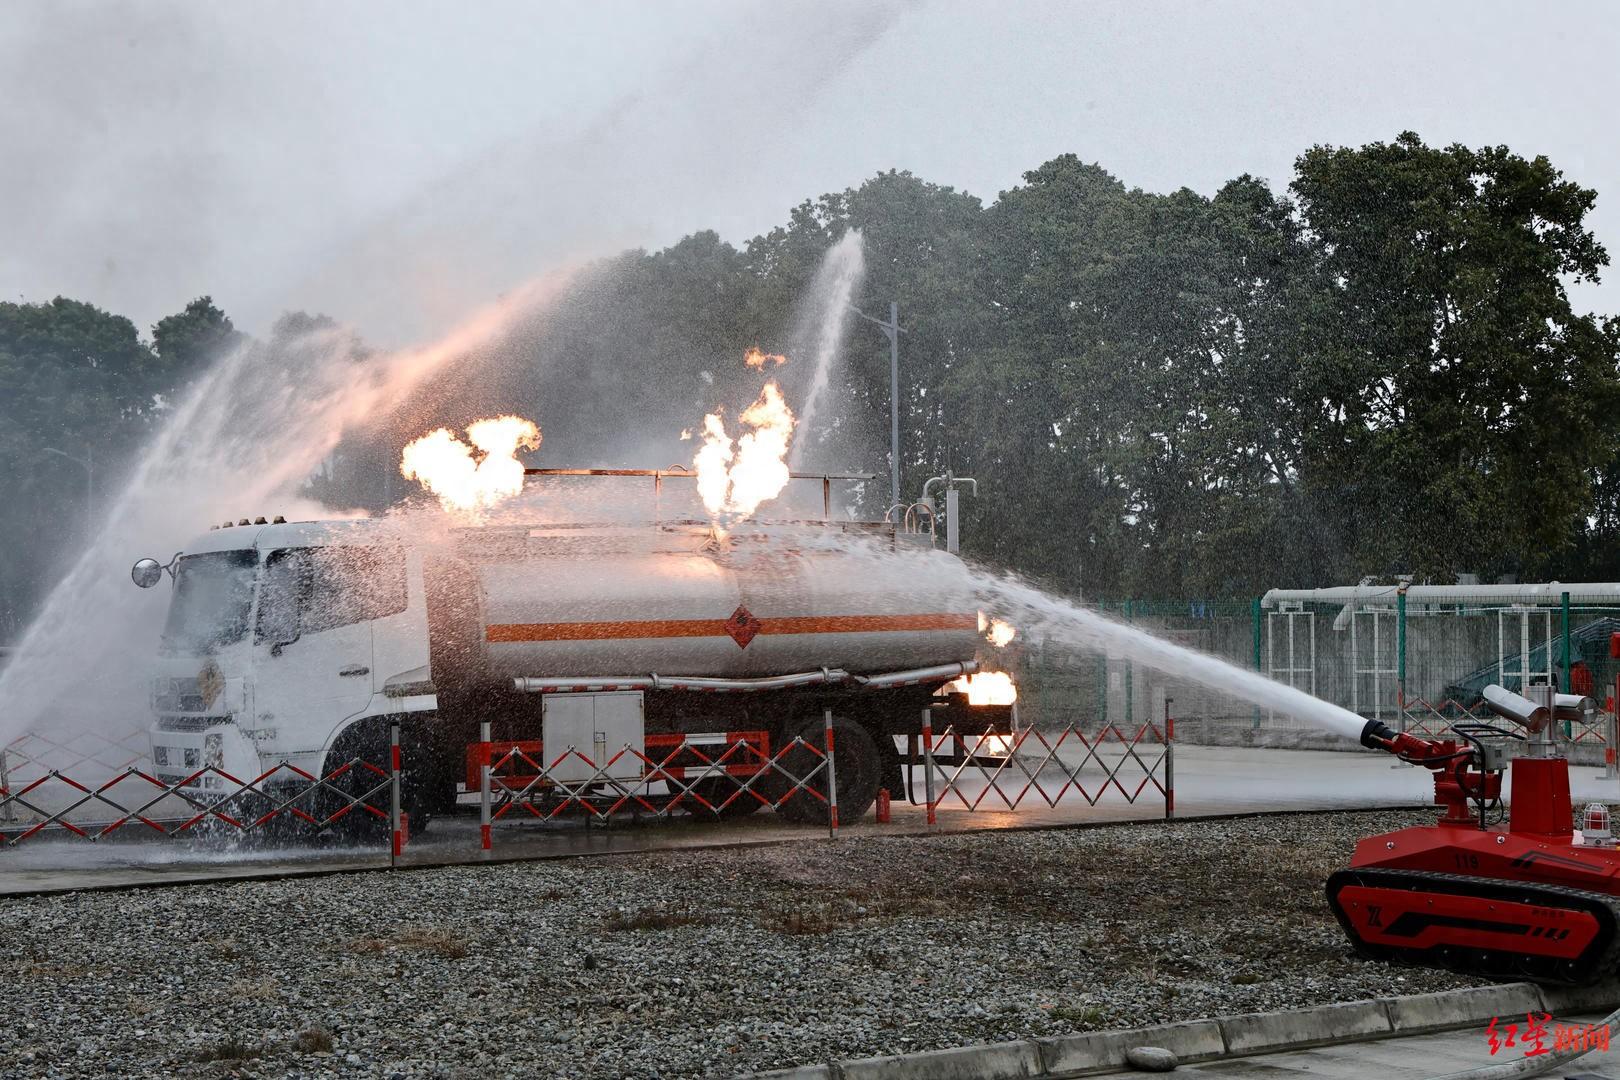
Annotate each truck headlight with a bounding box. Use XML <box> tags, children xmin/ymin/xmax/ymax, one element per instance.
<box><xmin>204</xmin><ymin>733</ymin><xmax>224</xmax><ymax>769</ymax></box>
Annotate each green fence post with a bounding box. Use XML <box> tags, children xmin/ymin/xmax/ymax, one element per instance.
<box><xmin>1563</xmin><ymin>590</ymin><xmax>1573</xmax><ymax>737</ymax></box>
<box><xmin>1251</xmin><ymin>597</ymin><xmax>1262</xmax><ymax>730</ymax></box>
<box><xmin>1397</xmin><ymin>587</ymin><xmax>1407</xmax><ymax>717</ymax></box>
<box><xmin>1097</xmin><ymin>603</ymin><xmax>1110</xmax><ymax>725</ymax></box>
<box><xmin>1124</xmin><ymin>599</ymin><xmax>1134</xmax><ymax>728</ymax></box>
<box><xmin>1097</xmin><ymin>651</ymin><xmax>1108</xmax><ymax>725</ymax></box>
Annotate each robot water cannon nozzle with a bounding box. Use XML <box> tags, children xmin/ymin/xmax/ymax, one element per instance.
<box><xmin>1357</xmin><ymin>717</ymin><xmax>1398</xmax><ymax>751</ymax></box>
<box><xmin>1357</xmin><ymin>718</ymin><xmax>1463</xmax><ymax>766</ymax></box>
<box><xmin>1358</xmin><ymin>717</ymin><xmax>1502</xmax><ymax>826</ymax></box>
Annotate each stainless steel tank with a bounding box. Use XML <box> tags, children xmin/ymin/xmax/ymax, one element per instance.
<box><xmin>464</xmin><ymin>523</ymin><xmax>979</xmax><ymax>678</ymax></box>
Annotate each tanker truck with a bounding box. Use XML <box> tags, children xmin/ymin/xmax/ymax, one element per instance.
<box><xmin>129</xmin><ymin>470</ymin><xmax>1011</xmax><ymax>832</ymax></box>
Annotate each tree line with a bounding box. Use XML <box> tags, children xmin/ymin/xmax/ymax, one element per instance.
<box><xmin>2</xmin><ymin>132</ymin><xmax>1617</xmax><ymax>639</ymax></box>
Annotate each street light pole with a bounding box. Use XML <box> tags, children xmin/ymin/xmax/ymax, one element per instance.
<box><xmin>849</xmin><ymin>302</ymin><xmax>904</xmax><ymax>508</ymax></box>
<box><xmin>40</xmin><ymin>446</ymin><xmax>93</xmax><ymax>522</ymax></box>
<box><xmin>887</xmin><ymin>301</ymin><xmax>899</xmax><ymax>511</ymax></box>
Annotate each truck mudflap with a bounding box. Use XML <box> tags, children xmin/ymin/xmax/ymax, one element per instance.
<box><xmin>1327</xmin><ymin>866</ymin><xmax>1620</xmax><ymax>986</ymax></box>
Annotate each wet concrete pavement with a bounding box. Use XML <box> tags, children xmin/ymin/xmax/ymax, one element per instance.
<box><xmin>4</xmin><ymin>744</ymin><xmax>1620</xmax><ymax>896</ymax></box>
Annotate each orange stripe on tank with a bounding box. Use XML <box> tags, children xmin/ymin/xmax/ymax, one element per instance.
<box><xmin>485</xmin><ymin>612</ymin><xmax>976</xmax><ymax>643</ymax></box>
<box><xmin>486</xmin><ymin>619</ymin><xmax>727</xmax><ymax>642</ymax></box>
<box><xmin>760</xmin><ymin>613</ymin><xmax>977</xmax><ymax>634</ymax></box>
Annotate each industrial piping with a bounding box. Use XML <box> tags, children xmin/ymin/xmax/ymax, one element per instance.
<box><xmin>1261</xmin><ymin>582</ymin><xmax>1620</xmax><ymax>607</ymax></box>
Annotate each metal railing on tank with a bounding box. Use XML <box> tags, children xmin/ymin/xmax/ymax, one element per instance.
<box><xmin>521</xmin><ymin>467</ymin><xmax>874</xmax><ymax>523</ymax></box>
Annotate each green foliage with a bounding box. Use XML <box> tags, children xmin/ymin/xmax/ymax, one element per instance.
<box><xmin>1289</xmin><ymin>133</ymin><xmax>1619</xmax><ymax>583</ymax></box>
<box><xmin>151</xmin><ymin>296</ymin><xmax>241</xmax><ymax>374</ymax></box>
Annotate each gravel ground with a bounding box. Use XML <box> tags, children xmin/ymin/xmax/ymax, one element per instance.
<box><xmin>0</xmin><ymin>809</ymin><xmax>1481</xmax><ymax>1079</ymax></box>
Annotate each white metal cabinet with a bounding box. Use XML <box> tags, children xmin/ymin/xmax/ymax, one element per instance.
<box><xmin>541</xmin><ymin>691</ymin><xmax>645</xmax><ymax>782</ymax></box>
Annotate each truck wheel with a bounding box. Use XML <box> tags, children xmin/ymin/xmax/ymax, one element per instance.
<box><xmin>775</xmin><ymin>713</ymin><xmax>881</xmax><ymax>825</ymax></box>
<box><xmin>321</xmin><ymin>721</ymin><xmax>433</xmax><ymax>840</ymax></box>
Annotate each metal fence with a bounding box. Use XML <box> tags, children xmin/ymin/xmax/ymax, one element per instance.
<box><xmin>0</xmin><ymin>756</ymin><xmax>397</xmax><ymax>847</ymax></box>
<box><xmin>472</xmin><ymin>715</ymin><xmax>841</xmax><ymax>845</ymax></box>
<box><xmin>0</xmin><ymin>726</ymin><xmax>152</xmax><ymax>796</ymax></box>
<box><xmin>0</xmin><ymin>709</ymin><xmax>1174</xmax><ymax>861</ymax></box>
<box><xmin>1018</xmin><ymin>593</ymin><xmax>1620</xmax><ymax>753</ymax></box>
<box><xmin>468</xmin><ymin>707</ymin><xmax>1173</xmax><ymax>857</ymax></box>
<box><xmin>920</xmin><ymin>712</ymin><xmax>1173</xmax><ymax>821</ymax></box>
<box><xmin>0</xmin><ymin>721</ymin><xmax>409</xmax><ymax>861</ymax></box>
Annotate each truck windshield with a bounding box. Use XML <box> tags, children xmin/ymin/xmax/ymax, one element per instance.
<box><xmin>162</xmin><ymin>550</ymin><xmax>257</xmax><ymax>654</ymax></box>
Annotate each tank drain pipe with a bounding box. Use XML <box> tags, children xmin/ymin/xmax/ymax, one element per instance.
<box><xmin>853</xmin><ymin>661</ymin><xmax>979</xmax><ymax>691</ymax></box>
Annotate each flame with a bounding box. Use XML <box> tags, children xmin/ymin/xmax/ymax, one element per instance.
<box><xmin>987</xmin><ymin>618</ymin><xmax>1016</xmax><ymax>648</ymax></box>
<box><xmin>694</xmin><ymin>382</ymin><xmax>796</xmax><ymax>518</ymax></box>
<box><xmin>694</xmin><ymin>411</ymin><xmax>734</xmax><ymax>513</ymax></box>
<box><xmin>744</xmin><ymin>346</ymin><xmax>787</xmax><ymax>369</ymax></box>
<box><xmin>679</xmin><ymin>428</ymin><xmax>692</xmax><ymax>441</ymax></box>
<box><xmin>400</xmin><ymin>415</ymin><xmax>541</xmax><ymax>511</ymax></box>
<box><xmin>945</xmin><ymin>671</ymin><xmax>1019</xmax><ymax>706</ymax></box>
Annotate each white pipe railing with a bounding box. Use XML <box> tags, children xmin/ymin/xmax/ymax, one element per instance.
<box><xmin>512</xmin><ymin>660</ymin><xmax>980</xmax><ymax>695</ymax></box>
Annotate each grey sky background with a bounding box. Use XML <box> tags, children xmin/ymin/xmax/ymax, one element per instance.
<box><xmin>3</xmin><ymin>0</ymin><xmax>1617</xmax><ymax>346</ymax></box>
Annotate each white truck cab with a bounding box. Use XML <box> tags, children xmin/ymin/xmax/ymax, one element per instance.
<box><xmin>140</xmin><ymin>519</ymin><xmax>434</xmax><ymax>795</ymax></box>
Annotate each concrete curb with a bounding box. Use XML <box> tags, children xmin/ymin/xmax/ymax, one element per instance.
<box><xmin>1385</xmin><ymin>983</ymin><xmax>1544</xmax><ymax>1035</ymax></box>
<box><xmin>838</xmin><ymin>1040</ymin><xmax>1042</xmax><ymax>1080</ymax></box>
<box><xmin>1222</xmin><ymin>998</ymin><xmax>1393</xmax><ymax>1055</ymax></box>
<box><xmin>1035</xmin><ymin>1020</ymin><xmax>1223</xmax><ymax>1076</ymax></box>
<box><xmin>735</xmin><ymin>981</ymin><xmax>1620</xmax><ymax>1080</ymax></box>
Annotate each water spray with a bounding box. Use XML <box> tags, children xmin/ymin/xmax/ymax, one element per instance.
<box><xmin>787</xmin><ymin>231</ymin><xmax>865</xmax><ymax>472</ymax></box>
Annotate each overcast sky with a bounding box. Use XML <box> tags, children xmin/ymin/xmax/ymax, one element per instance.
<box><xmin>3</xmin><ymin>0</ymin><xmax>1617</xmax><ymax>344</ymax></box>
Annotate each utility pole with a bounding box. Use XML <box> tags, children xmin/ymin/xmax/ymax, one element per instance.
<box><xmin>887</xmin><ymin>301</ymin><xmax>899</xmax><ymax>510</ymax></box>
<box><xmin>850</xmin><ymin>302</ymin><xmax>904</xmax><ymax>508</ymax></box>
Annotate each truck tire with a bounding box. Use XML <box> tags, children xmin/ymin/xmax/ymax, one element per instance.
<box><xmin>775</xmin><ymin>713</ymin><xmax>881</xmax><ymax>825</ymax></box>
<box><xmin>321</xmin><ymin>719</ymin><xmax>434</xmax><ymax>840</ymax></box>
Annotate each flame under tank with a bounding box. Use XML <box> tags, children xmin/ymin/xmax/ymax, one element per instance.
<box><xmin>454</xmin><ymin>522</ymin><xmax>980</xmax><ymax>679</ymax></box>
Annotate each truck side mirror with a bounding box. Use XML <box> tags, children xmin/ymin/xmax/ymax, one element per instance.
<box><xmin>131</xmin><ymin>558</ymin><xmax>163</xmax><ymax>588</ymax></box>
